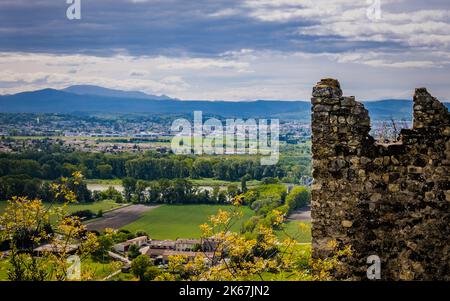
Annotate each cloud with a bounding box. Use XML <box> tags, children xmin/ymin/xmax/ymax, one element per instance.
<box><xmin>129</xmin><ymin>70</ymin><xmax>149</xmax><ymax>77</ymax></box>
<box><xmin>241</xmin><ymin>0</ymin><xmax>450</xmax><ymax>50</ymax></box>
<box><xmin>207</xmin><ymin>8</ymin><xmax>240</xmax><ymax>18</ymax></box>
<box><xmin>0</xmin><ymin>1</ymin><xmax>450</xmax><ymax>101</ymax></box>
<box><xmin>1</xmin><ymin>50</ymin><xmax>450</xmax><ymax>101</ymax></box>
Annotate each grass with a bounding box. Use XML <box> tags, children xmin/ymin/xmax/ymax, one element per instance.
<box><xmin>85</xmin><ymin>179</ymin><xmax>123</xmax><ymax>185</ymax></box>
<box><xmin>0</xmin><ymin>257</ymin><xmax>123</xmax><ymax>281</ymax></box>
<box><xmin>0</xmin><ymin>200</ymin><xmax>123</xmax><ymax>215</ymax></box>
<box><xmin>190</xmin><ymin>178</ymin><xmax>261</xmax><ymax>187</ymax></box>
<box><xmin>108</xmin><ymin>271</ymin><xmax>136</xmax><ymax>281</ymax></box>
<box><xmin>276</xmin><ymin>221</ymin><xmax>311</xmax><ymax>243</ymax></box>
<box><xmin>123</xmin><ymin>204</ymin><xmax>254</xmax><ymax>240</ymax></box>
<box><xmin>86</xmin><ymin>178</ymin><xmax>262</xmax><ymax>188</ymax></box>
<box><xmin>65</xmin><ymin>200</ymin><xmax>124</xmax><ymax>215</ymax></box>
<box><xmin>82</xmin><ymin>257</ymin><xmax>123</xmax><ymax>280</ymax></box>
<box><xmin>246</xmin><ymin>244</ymin><xmax>312</xmax><ymax>281</ymax></box>
<box><xmin>0</xmin><ymin>259</ymin><xmax>9</xmax><ymax>281</ymax></box>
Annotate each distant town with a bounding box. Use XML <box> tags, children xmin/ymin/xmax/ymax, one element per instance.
<box><xmin>0</xmin><ymin>113</ymin><xmax>312</xmax><ymax>154</ymax></box>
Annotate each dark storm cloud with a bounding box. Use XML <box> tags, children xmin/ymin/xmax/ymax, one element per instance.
<box><xmin>0</xmin><ymin>0</ymin><xmax>394</xmax><ymax>56</ymax></box>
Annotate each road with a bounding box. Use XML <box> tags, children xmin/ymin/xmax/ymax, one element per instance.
<box><xmin>287</xmin><ymin>206</ymin><xmax>311</xmax><ymax>222</ymax></box>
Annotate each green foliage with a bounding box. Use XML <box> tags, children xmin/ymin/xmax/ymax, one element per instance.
<box><xmin>240</xmin><ymin>184</ymin><xmax>289</xmax><ymax>233</ymax></box>
<box><xmin>0</xmin><ymin>172</ymin><xmax>99</xmax><ymax>281</ymax></box>
<box><xmin>131</xmin><ymin>255</ymin><xmax>156</xmax><ymax>281</ymax></box>
<box><xmin>275</xmin><ymin>221</ymin><xmax>312</xmax><ymax>243</ymax></box>
<box><xmin>0</xmin><ymin>174</ymin><xmax>92</xmax><ymax>203</ymax></box>
<box><xmin>126</xmin><ymin>178</ymin><xmax>229</xmax><ymax>205</ymax></box>
<box><xmin>92</xmin><ymin>233</ymin><xmax>114</xmax><ymax>261</ymax></box>
<box><xmin>122</xmin><ymin>177</ymin><xmax>136</xmax><ymax>202</ymax></box>
<box><xmin>0</xmin><ymin>175</ymin><xmax>42</xmax><ymax>200</ymax></box>
<box><xmin>227</xmin><ymin>184</ymin><xmax>239</xmax><ymax>199</ymax></box>
<box><xmin>134</xmin><ymin>230</ymin><xmax>148</xmax><ymax>238</ymax></box>
<box><xmin>286</xmin><ymin>186</ymin><xmax>311</xmax><ymax>212</ymax></box>
<box><xmin>96</xmin><ymin>164</ymin><xmax>113</xmax><ymax>179</ymax></box>
<box><xmin>127</xmin><ymin>244</ymin><xmax>141</xmax><ymax>260</ymax></box>
<box><xmin>93</xmin><ymin>186</ymin><xmax>124</xmax><ymax>203</ymax></box>
<box><xmin>0</xmin><ymin>150</ymin><xmax>295</xmax><ymax>182</ymax></box>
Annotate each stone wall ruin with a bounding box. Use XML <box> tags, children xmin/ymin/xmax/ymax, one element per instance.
<box><xmin>311</xmin><ymin>78</ymin><xmax>449</xmax><ymax>280</ymax></box>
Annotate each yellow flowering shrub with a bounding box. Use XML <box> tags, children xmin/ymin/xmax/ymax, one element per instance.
<box><xmin>0</xmin><ymin>172</ymin><xmax>98</xmax><ymax>281</ymax></box>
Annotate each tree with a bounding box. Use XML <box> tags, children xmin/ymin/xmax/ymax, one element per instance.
<box><xmin>241</xmin><ymin>175</ymin><xmax>250</xmax><ymax>193</ymax></box>
<box><xmin>143</xmin><ymin>265</ymin><xmax>161</xmax><ymax>281</ymax></box>
<box><xmin>123</xmin><ymin>177</ymin><xmax>137</xmax><ymax>202</ymax></box>
<box><xmin>92</xmin><ymin>229</ymin><xmax>114</xmax><ymax>262</ymax></box>
<box><xmin>217</xmin><ymin>191</ymin><xmax>227</xmax><ymax>204</ymax></box>
<box><xmin>96</xmin><ymin>164</ymin><xmax>113</xmax><ymax>179</ymax></box>
<box><xmin>227</xmin><ymin>184</ymin><xmax>239</xmax><ymax>199</ymax></box>
<box><xmin>131</xmin><ymin>255</ymin><xmax>154</xmax><ymax>281</ymax></box>
<box><xmin>94</xmin><ymin>186</ymin><xmax>124</xmax><ymax>203</ymax></box>
<box><xmin>135</xmin><ymin>230</ymin><xmax>148</xmax><ymax>238</ymax></box>
<box><xmin>128</xmin><ymin>244</ymin><xmax>141</xmax><ymax>260</ymax></box>
<box><xmin>285</xmin><ymin>186</ymin><xmax>311</xmax><ymax>212</ymax></box>
<box><xmin>0</xmin><ymin>172</ymin><xmax>98</xmax><ymax>281</ymax></box>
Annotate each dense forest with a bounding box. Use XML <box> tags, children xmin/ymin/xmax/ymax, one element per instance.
<box><xmin>0</xmin><ymin>148</ymin><xmax>311</xmax><ymax>183</ymax></box>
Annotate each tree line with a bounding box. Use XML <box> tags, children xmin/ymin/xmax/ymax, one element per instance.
<box><xmin>123</xmin><ymin>178</ymin><xmax>232</xmax><ymax>204</ymax></box>
<box><xmin>0</xmin><ymin>151</ymin><xmax>289</xmax><ymax>181</ymax></box>
<box><xmin>0</xmin><ymin>174</ymin><xmax>92</xmax><ymax>203</ymax></box>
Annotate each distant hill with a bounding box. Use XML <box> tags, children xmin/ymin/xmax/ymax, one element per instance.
<box><xmin>63</xmin><ymin>85</ymin><xmax>174</xmax><ymax>101</ymax></box>
<box><xmin>0</xmin><ymin>86</ymin><xmax>448</xmax><ymax>120</ymax></box>
<box><xmin>0</xmin><ymin>87</ymin><xmax>310</xmax><ymax>119</ymax></box>
<box><xmin>363</xmin><ymin>99</ymin><xmax>416</xmax><ymax>120</ymax></box>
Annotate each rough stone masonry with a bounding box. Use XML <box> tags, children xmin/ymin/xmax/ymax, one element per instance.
<box><xmin>311</xmin><ymin>78</ymin><xmax>449</xmax><ymax>280</ymax></box>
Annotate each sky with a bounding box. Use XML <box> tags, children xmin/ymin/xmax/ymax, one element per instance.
<box><xmin>0</xmin><ymin>0</ymin><xmax>449</xmax><ymax>101</ymax></box>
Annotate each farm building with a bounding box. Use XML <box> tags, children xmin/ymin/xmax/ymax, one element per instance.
<box><xmin>113</xmin><ymin>236</ymin><xmax>148</xmax><ymax>253</ymax></box>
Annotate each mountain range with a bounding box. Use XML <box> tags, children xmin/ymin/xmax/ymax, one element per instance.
<box><xmin>1</xmin><ymin>85</ymin><xmax>448</xmax><ymax>121</ymax></box>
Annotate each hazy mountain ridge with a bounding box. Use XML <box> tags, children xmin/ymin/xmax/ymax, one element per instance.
<box><xmin>63</xmin><ymin>85</ymin><xmax>174</xmax><ymax>101</ymax></box>
<box><xmin>1</xmin><ymin>86</ymin><xmax>448</xmax><ymax>120</ymax></box>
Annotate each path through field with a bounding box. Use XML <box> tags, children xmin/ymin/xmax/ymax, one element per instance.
<box><xmin>86</xmin><ymin>205</ymin><xmax>159</xmax><ymax>231</ymax></box>
<box><xmin>288</xmin><ymin>206</ymin><xmax>311</xmax><ymax>221</ymax></box>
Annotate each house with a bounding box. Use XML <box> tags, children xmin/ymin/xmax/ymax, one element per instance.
<box><xmin>140</xmin><ymin>247</ymin><xmax>215</xmax><ymax>265</ymax></box>
<box><xmin>201</xmin><ymin>238</ymin><xmax>220</xmax><ymax>252</ymax></box>
<box><xmin>148</xmin><ymin>240</ymin><xmax>176</xmax><ymax>250</ymax></box>
<box><xmin>136</xmin><ymin>237</ymin><xmax>222</xmax><ymax>266</ymax></box>
<box><xmin>160</xmin><ymin>250</ymin><xmax>215</xmax><ymax>264</ymax></box>
<box><xmin>113</xmin><ymin>236</ymin><xmax>148</xmax><ymax>253</ymax></box>
<box><xmin>175</xmin><ymin>239</ymin><xmax>201</xmax><ymax>251</ymax></box>
<box><xmin>174</xmin><ymin>238</ymin><xmax>220</xmax><ymax>252</ymax></box>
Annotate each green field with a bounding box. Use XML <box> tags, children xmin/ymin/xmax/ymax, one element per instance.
<box><xmin>0</xmin><ymin>200</ymin><xmax>123</xmax><ymax>215</ymax></box>
<box><xmin>85</xmin><ymin>178</ymin><xmax>262</xmax><ymax>188</ymax></box>
<box><xmin>123</xmin><ymin>204</ymin><xmax>254</xmax><ymax>240</ymax></box>
<box><xmin>276</xmin><ymin>221</ymin><xmax>311</xmax><ymax>243</ymax></box>
<box><xmin>0</xmin><ymin>257</ymin><xmax>122</xmax><ymax>281</ymax></box>
<box><xmin>0</xmin><ymin>259</ymin><xmax>8</xmax><ymax>281</ymax></box>
<box><xmin>189</xmin><ymin>178</ymin><xmax>261</xmax><ymax>187</ymax></box>
<box><xmin>82</xmin><ymin>258</ymin><xmax>123</xmax><ymax>280</ymax></box>
<box><xmin>65</xmin><ymin>200</ymin><xmax>124</xmax><ymax>214</ymax></box>
<box><xmin>85</xmin><ymin>179</ymin><xmax>123</xmax><ymax>185</ymax></box>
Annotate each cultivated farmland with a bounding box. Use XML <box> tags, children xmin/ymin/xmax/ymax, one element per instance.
<box><xmin>122</xmin><ymin>204</ymin><xmax>254</xmax><ymax>240</ymax></box>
